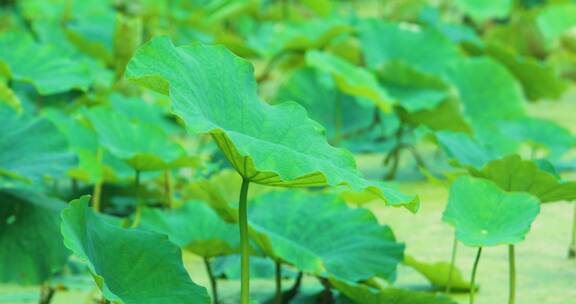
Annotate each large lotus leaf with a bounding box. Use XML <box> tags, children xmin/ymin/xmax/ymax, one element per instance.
<box><xmin>0</xmin><ymin>105</ymin><xmax>75</xmax><ymax>184</ymax></box>
<box><xmin>109</xmin><ymin>93</ymin><xmax>178</xmax><ymax>134</ymax></box>
<box><xmin>61</xmin><ymin>196</ymin><xmax>210</xmax><ymax>304</ymax></box>
<box><xmin>85</xmin><ymin>106</ymin><xmax>195</xmax><ymax>171</ymax></box>
<box><xmin>454</xmin><ymin>0</ymin><xmax>513</xmax><ymax>23</ymax></box>
<box><xmin>44</xmin><ymin>109</ymin><xmax>136</xmax><ymax>183</ymax></box>
<box><xmin>480</xmin><ymin>43</ymin><xmax>567</xmax><ymax>101</ymax></box>
<box><xmin>446</xmin><ymin>57</ymin><xmax>525</xmax><ymax>124</ymax></box>
<box><xmin>141</xmin><ymin>200</ymin><xmax>240</xmax><ymax>257</ymax></box>
<box><xmin>435</xmin><ymin>131</ymin><xmax>498</xmax><ymax>168</ymax></box>
<box><xmin>305</xmin><ymin>50</ymin><xmax>394</xmax><ymax>112</ymax></box>
<box><xmin>126</xmin><ymin>37</ymin><xmax>418</xmax><ymax>210</ymax></box>
<box><xmin>358</xmin><ymin>19</ymin><xmax>460</xmax><ymax>73</ymax></box>
<box><xmin>0</xmin><ymin>32</ymin><xmax>93</xmax><ymax>94</ymax></box>
<box><xmin>403</xmin><ymin>255</ymin><xmax>471</xmax><ymax>291</ymax></box>
<box><xmin>0</xmin><ymin>189</ymin><xmax>70</xmax><ymax>285</ymax></box>
<box><xmin>331</xmin><ymin>278</ymin><xmax>457</xmax><ymax>304</ymax></box>
<box><xmin>470</xmin><ymin>155</ymin><xmax>576</xmax><ymax>203</ymax></box>
<box><xmin>496</xmin><ymin>117</ymin><xmax>575</xmax><ymax>157</ymax></box>
<box><xmin>536</xmin><ymin>4</ymin><xmax>576</xmax><ymax>48</ymax></box>
<box><xmin>401</xmin><ymin>99</ymin><xmax>470</xmax><ymax>132</ymax></box>
<box><xmin>275</xmin><ymin>67</ymin><xmax>375</xmax><ymax>140</ymax></box>
<box><xmin>247</xmin><ymin>19</ymin><xmax>352</xmax><ymax>58</ymax></box>
<box><xmin>442</xmin><ymin>176</ymin><xmax>540</xmax><ymax>247</ymax></box>
<box><xmin>248</xmin><ymin>191</ymin><xmax>404</xmax><ymax>282</ymax></box>
<box><xmin>65</xmin><ymin>0</ymin><xmax>116</xmax><ymax>64</ymax></box>
<box><xmin>376</xmin><ymin>60</ymin><xmax>450</xmax><ymax>113</ymax></box>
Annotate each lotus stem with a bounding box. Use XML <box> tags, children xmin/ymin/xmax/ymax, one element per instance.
<box><xmin>239</xmin><ymin>177</ymin><xmax>251</xmax><ymax>304</ymax></box>
<box><xmin>163</xmin><ymin>170</ymin><xmax>173</xmax><ymax>209</ymax></box>
<box><xmin>274</xmin><ymin>261</ymin><xmax>282</xmax><ymax>304</ymax></box>
<box><xmin>92</xmin><ymin>148</ymin><xmax>103</xmax><ymax>212</ymax></box>
<box><xmin>203</xmin><ymin>257</ymin><xmax>218</xmax><ymax>304</ymax></box>
<box><xmin>569</xmin><ymin>203</ymin><xmax>576</xmax><ymax>259</ymax></box>
<box><xmin>508</xmin><ymin>245</ymin><xmax>516</xmax><ymax>304</ymax></box>
<box><xmin>446</xmin><ymin>235</ymin><xmax>458</xmax><ymax>293</ymax></box>
<box><xmin>39</xmin><ymin>282</ymin><xmax>55</xmax><ymax>304</ymax></box>
<box><xmin>131</xmin><ymin>170</ymin><xmax>142</xmax><ymax>228</ymax></box>
<box><xmin>469</xmin><ymin>247</ymin><xmax>482</xmax><ymax>304</ymax></box>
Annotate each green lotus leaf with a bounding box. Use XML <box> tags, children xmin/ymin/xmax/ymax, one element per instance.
<box><xmin>496</xmin><ymin>117</ymin><xmax>575</xmax><ymax>157</ymax></box>
<box><xmin>305</xmin><ymin>50</ymin><xmax>394</xmax><ymax>112</ymax></box>
<box><xmin>359</xmin><ymin>19</ymin><xmax>460</xmax><ymax>73</ymax></box>
<box><xmin>275</xmin><ymin>67</ymin><xmax>375</xmax><ymax>141</ymax></box>
<box><xmin>446</xmin><ymin>57</ymin><xmax>525</xmax><ymax>124</ymax></box>
<box><xmin>0</xmin><ymin>188</ymin><xmax>70</xmax><ymax>285</ymax></box>
<box><xmin>85</xmin><ymin>106</ymin><xmax>197</xmax><ymax>171</ymax></box>
<box><xmin>248</xmin><ymin>191</ymin><xmax>404</xmax><ymax>282</ymax></box>
<box><xmin>403</xmin><ymin>255</ymin><xmax>472</xmax><ymax>291</ymax></box>
<box><xmin>442</xmin><ymin>176</ymin><xmax>540</xmax><ymax>247</ymax></box>
<box><xmin>247</xmin><ymin>19</ymin><xmax>352</xmax><ymax>58</ymax></box>
<box><xmin>0</xmin><ymin>81</ymin><xmax>21</xmax><ymax>110</ymax></box>
<box><xmin>60</xmin><ymin>196</ymin><xmax>210</xmax><ymax>304</ymax></box>
<box><xmin>480</xmin><ymin>43</ymin><xmax>568</xmax><ymax>101</ymax></box>
<box><xmin>0</xmin><ymin>32</ymin><xmax>93</xmax><ymax>94</ymax></box>
<box><xmin>141</xmin><ymin>200</ymin><xmax>240</xmax><ymax>257</ymax></box>
<box><xmin>65</xmin><ymin>0</ymin><xmax>116</xmax><ymax>64</ymax></box>
<box><xmin>0</xmin><ymin>105</ymin><xmax>75</xmax><ymax>185</ymax></box>
<box><xmin>536</xmin><ymin>3</ymin><xmax>576</xmax><ymax>48</ymax></box>
<box><xmin>299</xmin><ymin>0</ymin><xmax>332</xmax><ymax>16</ymax></box>
<box><xmin>376</xmin><ymin>60</ymin><xmax>451</xmax><ymax>113</ymax></box>
<box><xmin>330</xmin><ymin>277</ymin><xmax>457</xmax><ymax>304</ymax></box>
<box><xmin>471</xmin><ymin>155</ymin><xmax>576</xmax><ymax>203</ymax></box>
<box><xmin>401</xmin><ymin>99</ymin><xmax>470</xmax><ymax>132</ymax></box>
<box><xmin>435</xmin><ymin>131</ymin><xmax>498</xmax><ymax>168</ymax></box>
<box><xmin>453</xmin><ymin>0</ymin><xmax>513</xmax><ymax>23</ymax></box>
<box><xmin>126</xmin><ymin>37</ymin><xmax>418</xmax><ymax>211</ymax></box>
<box><xmin>44</xmin><ymin>109</ymin><xmax>135</xmax><ymax>183</ymax></box>
<box><xmin>109</xmin><ymin>93</ymin><xmax>178</xmax><ymax>134</ymax></box>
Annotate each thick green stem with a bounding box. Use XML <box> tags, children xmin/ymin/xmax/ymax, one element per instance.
<box><xmin>239</xmin><ymin>177</ymin><xmax>251</xmax><ymax>304</ymax></box>
<box><xmin>203</xmin><ymin>257</ymin><xmax>218</xmax><ymax>304</ymax></box>
<box><xmin>274</xmin><ymin>261</ymin><xmax>282</xmax><ymax>304</ymax></box>
<box><xmin>131</xmin><ymin>170</ymin><xmax>142</xmax><ymax>228</ymax></box>
<box><xmin>569</xmin><ymin>203</ymin><xmax>576</xmax><ymax>259</ymax></box>
<box><xmin>508</xmin><ymin>245</ymin><xmax>516</xmax><ymax>304</ymax></box>
<box><xmin>469</xmin><ymin>247</ymin><xmax>482</xmax><ymax>304</ymax></box>
<box><xmin>446</xmin><ymin>235</ymin><xmax>458</xmax><ymax>293</ymax></box>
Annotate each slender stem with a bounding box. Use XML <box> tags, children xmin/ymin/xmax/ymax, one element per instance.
<box><xmin>508</xmin><ymin>245</ymin><xmax>516</xmax><ymax>304</ymax></box>
<box><xmin>446</xmin><ymin>235</ymin><xmax>458</xmax><ymax>293</ymax></box>
<box><xmin>163</xmin><ymin>170</ymin><xmax>173</xmax><ymax>209</ymax></box>
<box><xmin>469</xmin><ymin>247</ymin><xmax>482</xmax><ymax>304</ymax></box>
<box><xmin>92</xmin><ymin>149</ymin><xmax>103</xmax><ymax>212</ymax></box>
<box><xmin>274</xmin><ymin>261</ymin><xmax>282</xmax><ymax>304</ymax></box>
<box><xmin>131</xmin><ymin>170</ymin><xmax>142</xmax><ymax>228</ymax></box>
<box><xmin>239</xmin><ymin>177</ymin><xmax>251</xmax><ymax>304</ymax></box>
<box><xmin>39</xmin><ymin>282</ymin><xmax>55</xmax><ymax>304</ymax></box>
<box><xmin>569</xmin><ymin>203</ymin><xmax>576</xmax><ymax>259</ymax></box>
<box><xmin>203</xmin><ymin>257</ymin><xmax>218</xmax><ymax>304</ymax></box>
<box><xmin>282</xmin><ymin>272</ymin><xmax>303</xmax><ymax>302</ymax></box>
<box><xmin>71</xmin><ymin>178</ymin><xmax>78</xmax><ymax>194</ymax></box>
